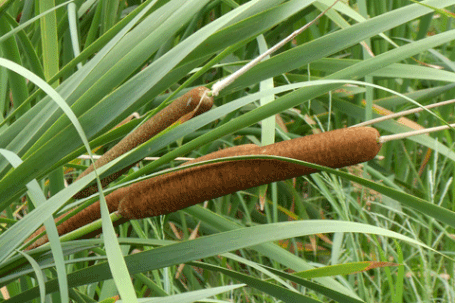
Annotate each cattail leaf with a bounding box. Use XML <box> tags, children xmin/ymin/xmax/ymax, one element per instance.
<box><xmin>14</xmin><ymin>250</ymin><xmax>46</xmax><ymax>303</ymax></box>
<box><xmin>191</xmin><ymin>260</ymin><xmax>364</xmax><ymax>303</ymax></box>
<box><xmin>188</xmin><ymin>262</ymin><xmax>322</xmax><ymax>303</ymax></box>
<box><xmin>291</xmin><ymin>261</ymin><xmax>399</xmax><ymax>279</ymax></box>
<box><xmin>0</xmin><ymin>1</ymin><xmax>73</xmax><ymax>44</ymax></box>
<box><xmin>5</xmin><ymin>220</ymin><xmax>430</xmax><ymax>302</ymax></box>
<box><xmin>0</xmin><ymin>148</ymin><xmax>69</xmax><ymax>303</ymax></box>
<box><xmin>222</xmin><ymin>0</ymin><xmax>455</xmax><ymax>94</ymax></box>
<box><xmin>125</xmin><ymin>284</ymin><xmax>244</xmax><ymax>303</ymax></box>
<box><xmin>255</xmin><ymin>262</ymin><xmax>380</xmax><ymax>302</ymax></box>
<box><xmin>98</xmin><ymin>189</ymin><xmax>139</xmax><ymax>303</ymax></box>
<box><xmin>309</xmin><ymin>58</ymin><xmax>455</xmax><ymax>82</ymax></box>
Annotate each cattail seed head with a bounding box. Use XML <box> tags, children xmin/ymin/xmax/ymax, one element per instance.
<box><xmin>28</xmin><ymin>127</ymin><xmax>380</xmax><ymax>248</ymax></box>
<box><xmin>118</xmin><ymin>127</ymin><xmax>381</xmax><ymax>219</ymax></box>
<box><xmin>26</xmin><ymin>186</ymin><xmax>130</xmax><ymax>250</ymax></box>
<box><xmin>73</xmin><ymin>87</ymin><xmax>213</xmax><ymax>199</ymax></box>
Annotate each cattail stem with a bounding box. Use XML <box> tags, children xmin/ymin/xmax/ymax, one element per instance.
<box><xmin>210</xmin><ymin>0</ymin><xmax>341</xmax><ymax>96</ymax></box>
<box><xmin>77</xmin><ymin>155</ymin><xmax>195</xmax><ymax>161</ymax></box>
<box><xmin>379</xmin><ymin>123</ymin><xmax>455</xmax><ymax>143</ymax></box>
<box><xmin>353</xmin><ymin>98</ymin><xmax>455</xmax><ymax>127</ymax></box>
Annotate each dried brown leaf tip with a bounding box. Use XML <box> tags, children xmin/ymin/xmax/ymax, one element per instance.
<box><xmin>73</xmin><ymin>86</ymin><xmax>213</xmax><ymax>199</ymax></box>
<box><xmin>118</xmin><ymin>127</ymin><xmax>381</xmax><ymax>219</ymax></box>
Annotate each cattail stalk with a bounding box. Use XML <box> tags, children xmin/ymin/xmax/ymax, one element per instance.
<box><xmin>379</xmin><ymin>123</ymin><xmax>455</xmax><ymax>143</ymax></box>
<box><xmin>353</xmin><ymin>98</ymin><xmax>455</xmax><ymax>128</ymax></box>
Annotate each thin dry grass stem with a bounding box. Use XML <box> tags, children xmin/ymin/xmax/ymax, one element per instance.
<box><xmin>0</xmin><ymin>286</ymin><xmax>9</xmax><ymax>300</ymax></box>
<box><xmin>118</xmin><ymin>127</ymin><xmax>381</xmax><ymax>219</ymax></box>
<box><xmin>210</xmin><ymin>0</ymin><xmax>341</xmax><ymax>96</ymax></box>
<box><xmin>175</xmin><ymin>221</ymin><xmax>201</xmax><ymax>279</ymax></box>
<box><xmin>379</xmin><ymin>123</ymin><xmax>455</xmax><ymax>143</ymax></box>
<box><xmin>73</xmin><ymin>86</ymin><xmax>213</xmax><ymax>199</ymax></box>
<box><xmin>77</xmin><ymin>155</ymin><xmax>195</xmax><ymax>161</ymax></box>
<box><xmin>353</xmin><ymin>98</ymin><xmax>455</xmax><ymax>127</ymax></box>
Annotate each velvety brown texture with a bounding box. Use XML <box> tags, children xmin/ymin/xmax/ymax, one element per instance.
<box><xmin>28</xmin><ymin>127</ymin><xmax>381</xmax><ymax>248</ymax></box>
<box><xmin>73</xmin><ymin>87</ymin><xmax>213</xmax><ymax>199</ymax></box>
<box><xmin>27</xmin><ymin>88</ymin><xmax>213</xmax><ymax>249</ymax></box>
<box><xmin>26</xmin><ymin>145</ymin><xmax>260</xmax><ymax>249</ymax></box>
<box><xmin>26</xmin><ymin>187</ymin><xmax>129</xmax><ymax>250</ymax></box>
<box><xmin>118</xmin><ymin>127</ymin><xmax>381</xmax><ymax>219</ymax></box>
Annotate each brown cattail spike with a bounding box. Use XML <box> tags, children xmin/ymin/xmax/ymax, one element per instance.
<box><xmin>28</xmin><ymin>127</ymin><xmax>380</xmax><ymax>249</ymax></box>
<box><xmin>27</xmin><ymin>88</ymin><xmax>213</xmax><ymax>249</ymax></box>
<box><xmin>118</xmin><ymin>127</ymin><xmax>381</xmax><ymax>219</ymax></box>
<box><xmin>73</xmin><ymin>86</ymin><xmax>213</xmax><ymax>199</ymax></box>
<box><xmin>25</xmin><ymin>187</ymin><xmax>130</xmax><ymax>250</ymax></box>
<box><xmin>25</xmin><ymin>145</ymin><xmax>259</xmax><ymax>249</ymax></box>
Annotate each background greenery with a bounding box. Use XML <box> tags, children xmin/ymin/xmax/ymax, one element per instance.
<box><xmin>1</xmin><ymin>0</ymin><xmax>455</xmax><ymax>302</ymax></box>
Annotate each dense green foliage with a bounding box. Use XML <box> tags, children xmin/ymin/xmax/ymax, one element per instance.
<box><xmin>1</xmin><ymin>0</ymin><xmax>455</xmax><ymax>302</ymax></box>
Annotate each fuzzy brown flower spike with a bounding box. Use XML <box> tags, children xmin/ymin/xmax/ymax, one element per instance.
<box><xmin>26</xmin><ymin>187</ymin><xmax>130</xmax><ymax>250</ymax></box>
<box><xmin>26</xmin><ymin>127</ymin><xmax>381</xmax><ymax>249</ymax></box>
<box><xmin>117</xmin><ymin>127</ymin><xmax>381</xmax><ymax>219</ymax></box>
<box><xmin>73</xmin><ymin>87</ymin><xmax>213</xmax><ymax>199</ymax></box>
<box><xmin>26</xmin><ymin>87</ymin><xmax>213</xmax><ymax>250</ymax></box>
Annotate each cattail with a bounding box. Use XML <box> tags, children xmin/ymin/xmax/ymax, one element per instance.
<box><xmin>118</xmin><ymin>127</ymin><xmax>381</xmax><ymax>219</ymax></box>
<box><xmin>73</xmin><ymin>87</ymin><xmax>213</xmax><ymax>199</ymax></box>
<box><xmin>25</xmin><ymin>145</ymin><xmax>261</xmax><ymax>249</ymax></box>
<box><xmin>27</xmin><ymin>127</ymin><xmax>380</xmax><ymax>249</ymax></box>
<box><xmin>25</xmin><ymin>187</ymin><xmax>130</xmax><ymax>250</ymax></box>
<box><xmin>27</xmin><ymin>88</ymin><xmax>213</xmax><ymax>249</ymax></box>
